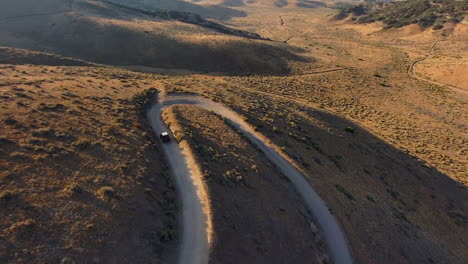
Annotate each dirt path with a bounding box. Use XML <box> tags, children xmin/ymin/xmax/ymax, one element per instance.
<box><xmin>148</xmin><ymin>93</ymin><xmax>353</xmax><ymax>264</ymax></box>
<box><xmin>410</xmin><ymin>41</ymin><xmax>438</xmax><ymax>76</ymax></box>
<box><xmin>294</xmin><ymin>67</ymin><xmax>346</xmax><ymax>76</ymax></box>
<box><xmin>123</xmin><ymin>64</ymin><xmax>345</xmax><ymax>77</ymax></box>
<box><xmin>409</xmin><ymin>41</ymin><xmax>468</xmax><ymax>96</ymax></box>
<box><xmin>279</xmin><ymin>15</ymin><xmax>286</xmax><ymax>26</ymax></box>
<box><xmin>147</xmin><ymin>96</ymin><xmax>211</xmax><ymax>264</ymax></box>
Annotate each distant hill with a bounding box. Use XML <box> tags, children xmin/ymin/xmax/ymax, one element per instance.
<box><xmin>336</xmin><ymin>0</ymin><xmax>467</xmax><ymax>30</ymax></box>
<box><xmin>100</xmin><ymin>0</ymin><xmax>265</xmax><ymax>40</ymax></box>
<box><xmin>0</xmin><ymin>0</ymin><xmax>308</xmax><ymax>74</ymax></box>
<box><xmin>102</xmin><ymin>0</ymin><xmax>247</xmax><ymax>20</ymax></box>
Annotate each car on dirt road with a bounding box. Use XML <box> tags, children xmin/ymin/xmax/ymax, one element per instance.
<box><xmin>160</xmin><ymin>132</ymin><xmax>171</xmax><ymax>143</ymax></box>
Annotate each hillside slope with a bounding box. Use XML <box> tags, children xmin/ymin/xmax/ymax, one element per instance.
<box><xmin>163</xmin><ymin>105</ymin><xmax>329</xmax><ymax>264</ymax></box>
<box><xmin>162</xmin><ymin>75</ymin><xmax>468</xmax><ymax>264</ymax></box>
<box><xmin>0</xmin><ymin>50</ymin><xmax>178</xmax><ymax>263</ymax></box>
<box><xmin>104</xmin><ymin>0</ymin><xmax>247</xmax><ymax>20</ymax></box>
<box><xmin>0</xmin><ymin>0</ymin><xmax>307</xmax><ymax>74</ymax></box>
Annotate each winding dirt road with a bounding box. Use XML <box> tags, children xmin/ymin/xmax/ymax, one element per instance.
<box><xmin>148</xmin><ymin>93</ymin><xmax>353</xmax><ymax>264</ymax></box>
<box><xmin>147</xmin><ymin>96</ymin><xmax>210</xmax><ymax>264</ymax></box>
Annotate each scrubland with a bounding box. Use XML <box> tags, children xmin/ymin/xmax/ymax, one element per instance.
<box><xmin>1</xmin><ymin>0</ymin><xmax>467</xmax><ymax>263</ymax></box>
<box><xmin>0</xmin><ymin>59</ymin><xmax>178</xmax><ymax>263</ymax></box>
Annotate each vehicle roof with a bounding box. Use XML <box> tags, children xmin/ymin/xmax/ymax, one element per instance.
<box><xmin>161</xmin><ymin>132</ymin><xmax>169</xmax><ymax>136</ymax></box>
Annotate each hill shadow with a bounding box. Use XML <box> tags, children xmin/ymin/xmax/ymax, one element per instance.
<box><xmin>275</xmin><ymin>0</ymin><xmax>288</xmax><ymax>8</ymax></box>
<box><xmin>92</xmin><ymin>0</ymin><xmax>264</xmax><ymax>40</ymax></box>
<box><xmin>0</xmin><ymin>0</ymin><xmax>73</xmax><ymax>20</ymax></box>
<box><xmin>222</xmin><ymin>0</ymin><xmax>246</xmax><ymax>7</ymax></box>
<box><xmin>0</xmin><ymin>1</ymin><xmax>310</xmax><ymax>75</ymax></box>
<box><xmin>105</xmin><ymin>0</ymin><xmax>247</xmax><ymax>21</ymax></box>
<box><xmin>0</xmin><ymin>47</ymin><xmax>93</xmax><ymax>66</ymax></box>
<box><xmin>296</xmin><ymin>0</ymin><xmax>326</xmax><ymax>8</ymax></box>
<box><xmin>222</xmin><ymin>91</ymin><xmax>468</xmax><ymax>263</ymax></box>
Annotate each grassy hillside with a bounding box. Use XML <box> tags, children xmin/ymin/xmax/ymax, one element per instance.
<box><xmin>160</xmin><ymin>56</ymin><xmax>468</xmax><ymax>264</ymax></box>
<box><xmin>100</xmin><ymin>0</ymin><xmax>265</xmax><ymax>40</ymax></box>
<box><xmin>103</xmin><ymin>0</ymin><xmax>247</xmax><ymax>20</ymax></box>
<box><xmin>0</xmin><ymin>49</ymin><xmax>178</xmax><ymax>263</ymax></box>
<box><xmin>337</xmin><ymin>0</ymin><xmax>467</xmax><ymax>29</ymax></box>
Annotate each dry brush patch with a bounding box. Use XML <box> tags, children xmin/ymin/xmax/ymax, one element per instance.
<box><xmin>162</xmin><ymin>63</ymin><xmax>467</xmax><ymax>186</ymax></box>
<box><xmin>0</xmin><ymin>64</ymin><xmax>178</xmax><ymax>263</ymax></box>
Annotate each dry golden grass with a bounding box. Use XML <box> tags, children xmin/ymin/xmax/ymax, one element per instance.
<box><xmin>415</xmin><ymin>53</ymin><xmax>468</xmax><ymax>91</ymax></box>
<box><xmin>163</xmin><ymin>63</ymin><xmax>467</xmax><ymax>185</ymax></box>
<box><xmin>0</xmin><ymin>62</ymin><xmax>178</xmax><ymax>263</ymax></box>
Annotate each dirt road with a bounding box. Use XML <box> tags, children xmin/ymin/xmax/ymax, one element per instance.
<box><xmin>147</xmin><ymin>98</ymin><xmax>210</xmax><ymax>264</ymax></box>
<box><xmin>148</xmin><ymin>93</ymin><xmax>353</xmax><ymax>264</ymax></box>
<box><xmin>410</xmin><ymin>41</ymin><xmax>468</xmax><ymax>96</ymax></box>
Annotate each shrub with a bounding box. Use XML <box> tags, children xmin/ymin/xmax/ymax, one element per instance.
<box><xmin>72</xmin><ymin>138</ymin><xmax>100</xmax><ymax>149</ymax></box>
<box><xmin>250</xmin><ymin>165</ymin><xmax>258</xmax><ymax>172</ymax></box>
<box><xmin>133</xmin><ymin>88</ymin><xmax>158</xmax><ymax>112</ymax></box>
<box><xmin>345</xmin><ymin>126</ymin><xmax>355</xmax><ymax>134</ymax></box>
<box><xmin>366</xmin><ymin>195</ymin><xmax>376</xmax><ymax>203</ymax></box>
<box><xmin>72</xmin><ymin>138</ymin><xmax>91</xmax><ymax>148</ymax></box>
<box><xmin>97</xmin><ymin>186</ymin><xmax>115</xmax><ymax>199</ymax></box>
<box><xmin>223</xmin><ymin>169</ymin><xmax>244</xmax><ymax>184</ymax></box>
<box><xmin>32</xmin><ymin>127</ymin><xmax>55</xmax><ymax>137</ymax></box>
<box><xmin>335</xmin><ymin>184</ymin><xmax>355</xmax><ymax>201</ymax></box>
<box><xmin>0</xmin><ymin>191</ymin><xmax>14</xmax><ymax>200</ymax></box>
<box><xmin>64</xmin><ymin>183</ymin><xmax>83</xmax><ymax>194</ymax></box>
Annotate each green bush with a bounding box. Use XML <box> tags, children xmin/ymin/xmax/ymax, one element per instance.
<box><xmin>345</xmin><ymin>126</ymin><xmax>355</xmax><ymax>134</ymax></box>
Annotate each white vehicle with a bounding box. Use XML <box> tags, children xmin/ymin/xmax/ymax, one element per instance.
<box><xmin>159</xmin><ymin>132</ymin><xmax>170</xmax><ymax>143</ymax></box>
